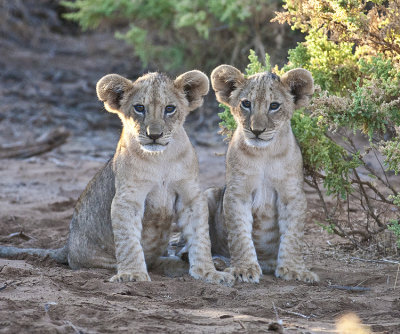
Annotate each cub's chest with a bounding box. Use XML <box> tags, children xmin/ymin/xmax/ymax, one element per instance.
<box><xmin>145</xmin><ymin>181</ymin><xmax>176</xmax><ymax>214</ymax></box>
<box><xmin>251</xmin><ymin>178</ymin><xmax>277</xmax><ymax>211</ymax></box>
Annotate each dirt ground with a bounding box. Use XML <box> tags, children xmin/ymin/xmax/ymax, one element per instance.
<box><xmin>1</xmin><ymin>2</ymin><xmax>399</xmax><ymax>333</ymax></box>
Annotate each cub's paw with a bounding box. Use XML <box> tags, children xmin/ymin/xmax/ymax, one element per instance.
<box><xmin>275</xmin><ymin>266</ymin><xmax>319</xmax><ymax>283</ymax></box>
<box><xmin>110</xmin><ymin>271</ymin><xmax>151</xmax><ymax>283</ymax></box>
<box><xmin>190</xmin><ymin>267</ymin><xmax>235</xmax><ymax>286</ymax></box>
<box><xmin>225</xmin><ymin>263</ymin><xmax>262</xmax><ymax>283</ymax></box>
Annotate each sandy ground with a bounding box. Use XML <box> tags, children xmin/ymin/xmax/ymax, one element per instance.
<box><xmin>1</xmin><ymin>133</ymin><xmax>400</xmax><ymax>334</ymax></box>
<box><xmin>1</xmin><ymin>2</ymin><xmax>400</xmax><ymax>333</ymax></box>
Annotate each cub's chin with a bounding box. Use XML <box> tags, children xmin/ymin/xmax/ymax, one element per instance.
<box><xmin>244</xmin><ymin>137</ymin><xmax>273</xmax><ymax>148</ymax></box>
<box><xmin>140</xmin><ymin>143</ymin><xmax>168</xmax><ymax>153</ymax></box>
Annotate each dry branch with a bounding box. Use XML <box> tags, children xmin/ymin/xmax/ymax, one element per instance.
<box><xmin>274</xmin><ymin>306</ymin><xmax>315</xmax><ymax>320</ymax></box>
<box><xmin>0</xmin><ymin>231</ymin><xmax>32</xmax><ymax>242</ymax></box>
<box><xmin>328</xmin><ymin>285</ymin><xmax>371</xmax><ymax>292</ymax></box>
<box><xmin>350</xmin><ymin>257</ymin><xmax>400</xmax><ymax>265</ymax></box>
<box><xmin>0</xmin><ymin>127</ymin><xmax>70</xmax><ymax>159</ymax></box>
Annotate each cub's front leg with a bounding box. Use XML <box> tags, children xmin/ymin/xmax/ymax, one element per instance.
<box><xmin>275</xmin><ymin>182</ymin><xmax>319</xmax><ymax>283</ymax></box>
<box><xmin>110</xmin><ymin>187</ymin><xmax>150</xmax><ymax>282</ymax></box>
<box><xmin>223</xmin><ymin>188</ymin><xmax>262</xmax><ymax>283</ymax></box>
<box><xmin>176</xmin><ymin>181</ymin><xmax>234</xmax><ymax>286</ymax></box>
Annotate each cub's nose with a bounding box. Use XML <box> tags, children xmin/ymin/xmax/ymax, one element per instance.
<box><xmin>250</xmin><ymin>128</ymin><xmax>266</xmax><ymax>137</ymax></box>
<box><xmin>146</xmin><ymin>130</ymin><xmax>163</xmax><ymax>140</ymax></box>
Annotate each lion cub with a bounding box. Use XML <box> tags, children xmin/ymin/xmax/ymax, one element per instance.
<box><xmin>207</xmin><ymin>65</ymin><xmax>319</xmax><ymax>283</ymax></box>
<box><xmin>0</xmin><ymin>70</ymin><xmax>233</xmax><ymax>285</ymax></box>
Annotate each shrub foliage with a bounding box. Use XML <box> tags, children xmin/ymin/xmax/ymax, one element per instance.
<box><xmin>62</xmin><ymin>0</ymin><xmax>295</xmax><ymax>71</ymax></box>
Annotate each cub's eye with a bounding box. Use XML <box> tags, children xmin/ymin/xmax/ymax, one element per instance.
<box><xmin>134</xmin><ymin>104</ymin><xmax>145</xmax><ymax>114</ymax></box>
<box><xmin>269</xmin><ymin>102</ymin><xmax>281</xmax><ymax>111</ymax></box>
<box><xmin>165</xmin><ymin>105</ymin><xmax>176</xmax><ymax>115</ymax></box>
<box><xmin>241</xmin><ymin>100</ymin><xmax>251</xmax><ymax>109</ymax></box>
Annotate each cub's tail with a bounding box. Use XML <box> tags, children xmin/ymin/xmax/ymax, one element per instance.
<box><xmin>0</xmin><ymin>245</ymin><xmax>68</xmax><ymax>264</ymax></box>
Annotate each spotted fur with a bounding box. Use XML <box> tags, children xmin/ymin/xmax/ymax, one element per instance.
<box><xmin>208</xmin><ymin>65</ymin><xmax>319</xmax><ymax>283</ymax></box>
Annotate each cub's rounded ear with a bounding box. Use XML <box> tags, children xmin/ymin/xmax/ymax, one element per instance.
<box><xmin>96</xmin><ymin>74</ymin><xmax>133</xmax><ymax>113</ymax></box>
<box><xmin>280</xmin><ymin>69</ymin><xmax>314</xmax><ymax>110</ymax></box>
<box><xmin>174</xmin><ymin>70</ymin><xmax>209</xmax><ymax>111</ymax></box>
<box><xmin>211</xmin><ymin>65</ymin><xmax>245</xmax><ymax>106</ymax></box>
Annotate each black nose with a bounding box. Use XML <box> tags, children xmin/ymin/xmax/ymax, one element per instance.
<box><xmin>250</xmin><ymin>128</ymin><xmax>265</xmax><ymax>137</ymax></box>
<box><xmin>146</xmin><ymin>132</ymin><xmax>163</xmax><ymax>140</ymax></box>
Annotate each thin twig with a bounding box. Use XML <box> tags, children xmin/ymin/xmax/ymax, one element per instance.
<box><xmin>346</xmin><ymin>134</ymin><xmax>394</xmax><ymax>193</ymax></box>
<box><xmin>0</xmin><ymin>231</ymin><xmax>32</xmax><ymax>241</ymax></box>
<box><xmin>350</xmin><ymin>257</ymin><xmax>400</xmax><ymax>264</ymax></box>
<box><xmin>362</xmin><ymin>160</ymin><xmax>397</xmax><ymax>195</ymax></box>
<box><xmin>372</xmin><ymin>148</ymin><xmax>390</xmax><ymax>187</ymax></box>
<box><xmin>350</xmin><ymin>179</ymin><xmax>393</xmax><ymax>205</ymax></box>
<box><xmin>235</xmin><ymin>320</ymin><xmax>245</xmax><ymax>329</ymax></box>
<box><xmin>353</xmin><ymin>169</ymin><xmax>384</xmax><ymax>227</ymax></box>
<box><xmin>382</xmin><ymin>258</ymin><xmax>400</xmax><ymax>264</ymax></box>
<box><xmin>355</xmin><ymin>279</ymin><xmax>368</xmax><ymax>287</ymax></box>
<box><xmin>64</xmin><ymin>320</ymin><xmax>86</xmax><ymax>334</ymax></box>
<box><xmin>272</xmin><ymin>302</ymin><xmax>283</xmax><ymax>325</ymax></box>
<box><xmin>328</xmin><ymin>285</ymin><xmax>371</xmax><ymax>292</ymax></box>
<box><xmin>275</xmin><ymin>306</ymin><xmax>315</xmax><ymax>320</ymax></box>
<box><xmin>311</xmin><ymin>175</ymin><xmax>330</xmax><ymax>220</ymax></box>
<box><xmin>394</xmin><ymin>264</ymin><xmax>400</xmax><ymax>290</ymax></box>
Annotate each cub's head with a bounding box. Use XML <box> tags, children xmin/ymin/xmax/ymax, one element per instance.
<box><xmin>211</xmin><ymin>65</ymin><xmax>314</xmax><ymax>148</ymax></box>
<box><xmin>97</xmin><ymin>71</ymin><xmax>209</xmax><ymax>152</ymax></box>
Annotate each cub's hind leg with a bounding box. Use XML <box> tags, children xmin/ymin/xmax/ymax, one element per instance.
<box><xmin>67</xmin><ymin>218</ymin><xmax>117</xmax><ymax>270</ymax></box>
<box><xmin>142</xmin><ymin>214</ymin><xmax>189</xmax><ymax>277</ymax></box>
<box><xmin>68</xmin><ymin>252</ymin><xmax>117</xmax><ymax>270</ymax></box>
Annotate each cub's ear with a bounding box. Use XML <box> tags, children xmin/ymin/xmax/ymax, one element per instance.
<box><xmin>280</xmin><ymin>69</ymin><xmax>314</xmax><ymax>109</ymax></box>
<box><xmin>174</xmin><ymin>70</ymin><xmax>209</xmax><ymax>111</ymax></box>
<box><xmin>211</xmin><ymin>65</ymin><xmax>245</xmax><ymax>106</ymax></box>
<box><xmin>96</xmin><ymin>74</ymin><xmax>133</xmax><ymax>113</ymax></box>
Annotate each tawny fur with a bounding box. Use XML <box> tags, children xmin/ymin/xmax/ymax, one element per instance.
<box><xmin>0</xmin><ymin>71</ymin><xmax>234</xmax><ymax>286</ymax></box>
<box><xmin>208</xmin><ymin>65</ymin><xmax>319</xmax><ymax>283</ymax></box>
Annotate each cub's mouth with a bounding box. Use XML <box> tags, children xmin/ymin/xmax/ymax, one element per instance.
<box><xmin>140</xmin><ymin>141</ymin><xmax>169</xmax><ymax>152</ymax></box>
<box><xmin>244</xmin><ymin>136</ymin><xmax>274</xmax><ymax>148</ymax></box>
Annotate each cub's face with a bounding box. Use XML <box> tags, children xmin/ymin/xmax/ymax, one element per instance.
<box><xmin>97</xmin><ymin>71</ymin><xmax>209</xmax><ymax>152</ymax></box>
<box><xmin>211</xmin><ymin>65</ymin><xmax>314</xmax><ymax>148</ymax></box>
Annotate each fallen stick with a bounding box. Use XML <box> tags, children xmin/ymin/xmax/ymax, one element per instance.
<box><xmin>0</xmin><ymin>231</ymin><xmax>32</xmax><ymax>241</ymax></box>
<box><xmin>275</xmin><ymin>306</ymin><xmax>315</xmax><ymax>320</ymax></box>
<box><xmin>0</xmin><ymin>127</ymin><xmax>70</xmax><ymax>159</ymax></box>
<box><xmin>234</xmin><ymin>320</ymin><xmax>245</xmax><ymax>329</ymax></box>
<box><xmin>350</xmin><ymin>257</ymin><xmax>400</xmax><ymax>265</ymax></box>
<box><xmin>329</xmin><ymin>285</ymin><xmax>371</xmax><ymax>292</ymax></box>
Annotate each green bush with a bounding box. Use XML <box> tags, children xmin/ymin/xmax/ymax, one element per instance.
<box><xmin>281</xmin><ymin>30</ymin><xmax>358</xmax><ymax>95</ymax></box>
<box><xmin>62</xmin><ymin>0</ymin><xmax>294</xmax><ymax>71</ymax></box>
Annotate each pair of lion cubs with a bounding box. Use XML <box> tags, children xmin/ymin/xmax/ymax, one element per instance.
<box><xmin>0</xmin><ymin>65</ymin><xmax>318</xmax><ymax>286</ymax></box>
